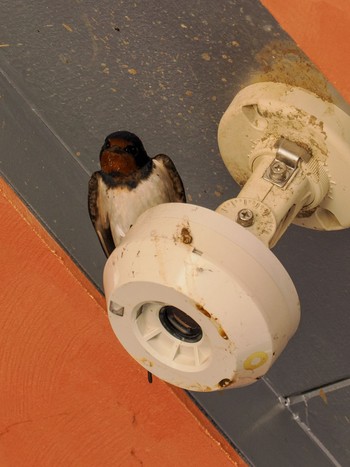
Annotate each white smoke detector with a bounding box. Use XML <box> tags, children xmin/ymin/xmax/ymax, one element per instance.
<box><xmin>104</xmin><ymin>203</ymin><xmax>299</xmax><ymax>391</ymax></box>
<box><xmin>103</xmin><ymin>82</ymin><xmax>350</xmax><ymax>391</ymax></box>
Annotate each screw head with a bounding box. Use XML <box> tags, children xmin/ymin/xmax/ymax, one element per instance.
<box><xmin>270</xmin><ymin>161</ymin><xmax>288</xmax><ymax>182</ymax></box>
<box><xmin>237</xmin><ymin>208</ymin><xmax>254</xmax><ymax>227</ymax></box>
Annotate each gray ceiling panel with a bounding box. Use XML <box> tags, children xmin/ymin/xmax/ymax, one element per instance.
<box><xmin>193</xmin><ymin>379</ymin><xmax>339</xmax><ymax>467</ymax></box>
<box><xmin>0</xmin><ymin>70</ymin><xmax>106</xmax><ymax>287</ymax></box>
<box><xmin>285</xmin><ymin>383</ymin><xmax>350</xmax><ymax>466</ymax></box>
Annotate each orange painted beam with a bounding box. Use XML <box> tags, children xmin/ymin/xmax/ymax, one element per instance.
<box><xmin>0</xmin><ymin>178</ymin><xmax>245</xmax><ymax>466</ymax></box>
<box><xmin>261</xmin><ymin>0</ymin><xmax>350</xmax><ymax>102</ymax></box>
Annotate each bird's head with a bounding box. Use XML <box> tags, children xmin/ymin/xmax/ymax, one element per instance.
<box><xmin>99</xmin><ymin>131</ymin><xmax>150</xmax><ymax>175</ymax></box>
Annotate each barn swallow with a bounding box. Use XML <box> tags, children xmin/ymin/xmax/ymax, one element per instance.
<box><xmin>88</xmin><ymin>130</ymin><xmax>186</xmax><ymax>257</ymax></box>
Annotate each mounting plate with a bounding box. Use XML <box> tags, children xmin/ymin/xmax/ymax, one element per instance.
<box><xmin>218</xmin><ymin>82</ymin><xmax>350</xmax><ymax>230</ymax></box>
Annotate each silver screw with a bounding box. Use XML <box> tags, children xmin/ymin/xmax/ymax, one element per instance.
<box><xmin>237</xmin><ymin>208</ymin><xmax>254</xmax><ymax>227</ymax></box>
<box><xmin>270</xmin><ymin>161</ymin><xmax>288</xmax><ymax>182</ymax></box>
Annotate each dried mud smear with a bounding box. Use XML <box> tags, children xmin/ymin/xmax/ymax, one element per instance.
<box><xmin>249</xmin><ymin>40</ymin><xmax>333</xmax><ymax>102</ymax></box>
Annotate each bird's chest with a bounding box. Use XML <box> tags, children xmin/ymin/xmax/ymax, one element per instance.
<box><xmin>103</xmin><ymin>170</ymin><xmax>174</xmax><ymax>242</ymax></box>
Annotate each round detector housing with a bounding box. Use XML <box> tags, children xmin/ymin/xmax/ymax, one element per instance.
<box><xmin>104</xmin><ymin>203</ymin><xmax>300</xmax><ymax>391</ymax></box>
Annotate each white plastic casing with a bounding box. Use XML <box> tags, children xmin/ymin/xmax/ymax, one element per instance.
<box><xmin>104</xmin><ymin>203</ymin><xmax>300</xmax><ymax>391</ymax></box>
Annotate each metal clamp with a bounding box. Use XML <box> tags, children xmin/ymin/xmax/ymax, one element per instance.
<box><xmin>263</xmin><ymin>138</ymin><xmax>312</xmax><ymax>187</ymax></box>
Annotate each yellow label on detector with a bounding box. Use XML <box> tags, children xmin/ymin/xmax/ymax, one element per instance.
<box><xmin>244</xmin><ymin>351</ymin><xmax>269</xmax><ymax>370</ymax></box>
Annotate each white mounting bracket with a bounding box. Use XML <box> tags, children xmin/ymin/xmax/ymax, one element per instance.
<box><xmin>217</xmin><ymin>82</ymin><xmax>350</xmax><ymax>247</ymax></box>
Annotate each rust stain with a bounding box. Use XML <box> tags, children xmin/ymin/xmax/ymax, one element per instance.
<box><xmin>218</xmin><ymin>377</ymin><xmax>236</xmax><ymax>389</ymax></box>
<box><xmin>174</xmin><ymin>220</ymin><xmax>193</xmax><ymax>245</ymax></box>
<box><xmin>218</xmin><ymin>326</ymin><xmax>229</xmax><ymax>340</ymax></box>
<box><xmin>180</xmin><ymin>226</ymin><xmax>192</xmax><ymax>244</ymax></box>
<box><xmin>319</xmin><ymin>388</ymin><xmax>328</xmax><ymax>405</ymax></box>
<box><xmin>250</xmin><ymin>40</ymin><xmax>333</xmax><ymax>103</ymax></box>
<box><xmin>195</xmin><ymin>303</ymin><xmax>229</xmax><ymax>340</ymax></box>
<box><xmin>195</xmin><ymin>303</ymin><xmax>211</xmax><ymax>318</ymax></box>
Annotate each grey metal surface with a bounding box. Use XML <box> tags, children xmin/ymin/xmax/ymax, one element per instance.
<box><xmin>1</xmin><ymin>0</ymin><xmax>350</xmax><ymax>465</ymax></box>
<box><xmin>0</xmin><ymin>68</ymin><xmax>106</xmax><ymax>287</ymax></box>
<box><xmin>287</xmin><ymin>384</ymin><xmax>350</xmax><ymax>467</ymax></box>
<box><xmin>194</xmin><ymin>379</ymin><xmax>339</xmax><ymax>467</ymax></box>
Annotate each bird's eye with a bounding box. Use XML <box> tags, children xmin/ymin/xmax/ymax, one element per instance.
<box><xmin>124</xmin><ymin>145</ymin><xmax>137</xmax><ymax>155</ymax></box>
<box><xmin>104</xmin><ymin>139</ymin><xmax>111</xmax><ymax>149</ymax></box>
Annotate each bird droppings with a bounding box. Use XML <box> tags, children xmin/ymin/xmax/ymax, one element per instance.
<box><xmin>58</xmin><ymin>53</ymin><xmax>70</xmax><ymax>64</ymax></box>
<box><xmin>140</xmin><ymin>358</ymin><xmax>153</xmax><ymax>368</ymax></box>
<box><xmin>201</xmin><ymin>52</ymin><xmax>211</xmax><ymax>61</ymax></box>
<box><xmin>102</xmin><ymin>66</ymin><xmax>110</xmax><ymax>75</ymax></box>
<box><xmin>62</xmin><ymin>23</ymin><xmax>73</xmax><ymax>32</ymax></box>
